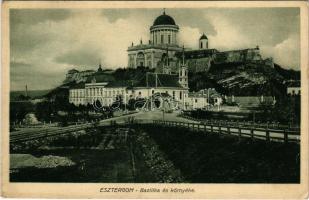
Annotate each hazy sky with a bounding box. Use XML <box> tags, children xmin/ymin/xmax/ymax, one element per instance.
<box><xmin>10</xmin><ymin>8</ymin><xmax>300</xmax><ymax>91</ymax></box>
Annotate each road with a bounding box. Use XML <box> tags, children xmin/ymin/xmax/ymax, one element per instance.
<box><xmin>99</xmin><ymin>110</ymin><xmax>196</xmax><ymax>125</ymax></box>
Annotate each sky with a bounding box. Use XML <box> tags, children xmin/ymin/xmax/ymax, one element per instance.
<box><xmin>10</xmin><ymin>8</ymin><xmax>300</xmax><ymax>91</ymax></box>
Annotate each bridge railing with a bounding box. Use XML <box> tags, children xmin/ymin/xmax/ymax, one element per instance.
<box><xmin>179</xmin><ymin>114</ymin><xmax>300</xmax><ymax>131</ymax></box>
<box><xmin>153</xmin><ymin>120</ymin><xmax>300</xmax><ymax>144</ymax></box>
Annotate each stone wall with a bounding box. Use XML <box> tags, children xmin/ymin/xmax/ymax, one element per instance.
<box><xmin>214</xmin><ymin>48</ymin><xmax>262</xmax><ymax>64</ymax></box>
<box><xmin>187</xmin><ymin>57</ymin><xmax>212</xmax><ymax>73</ymax></box>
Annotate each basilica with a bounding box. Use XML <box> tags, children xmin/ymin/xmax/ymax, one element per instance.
<box><xmin>127</xmin><ymin>10</ymin><xmax>183</xmax><ymax>71</ymax></box>
<box><xmin>127</xmin><ymin>10</ymin><xmax>273</xmax><ymax>73</ymax></box>
<box><xmin>68</xmin><ymin>10</ymin><xmax>273</xmax><ymax>109</ymax></box>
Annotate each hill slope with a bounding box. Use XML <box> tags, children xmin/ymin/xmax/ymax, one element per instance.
<box><xmin>189</xmin><ymin>62</ymin><xmax>299</xmax><ymax>96</ymax></box>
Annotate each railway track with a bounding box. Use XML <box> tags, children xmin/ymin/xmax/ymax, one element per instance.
<box><xmin>10</xmin><ymin>123</ymin><xmax>93</xmax><ymax>143</ymax></box>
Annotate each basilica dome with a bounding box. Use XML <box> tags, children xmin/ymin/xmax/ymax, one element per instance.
<box><xmin>153</xmin><ymin>11</ymin><xmax>176</xmax><ymax>26</ymax></box>
<box><xmin>149</xmin><ymin>10</ymin><xmax>179</xmax><ymax>46</ymax></box>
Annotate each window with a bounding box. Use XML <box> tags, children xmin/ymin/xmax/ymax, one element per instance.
<box><xmin>161</xmin><ymin>35</ymin><xmax>164</xmax><ymax>44</ymax></box>
<box><xmin>168</xmin><ymin>35</ymin><xmax>171</xmax><ymax>44</ymax></box>
<box><xmin>172</xmin><ymin>91</ymin><xmax>175</xmax><ymax>99</ymax></box>
<box><xmin>139</xmin><ymin>91</ymin><xmax>141</xmax><ymax>95</ymax></box>
<box><xmin>180</xmin><ymin>91</ymin><xmax>182</xmax><ymax>100</ymax></box>
<box><xmin>155</xmin><ymin>35</ymin><xmax>157</xmax><ymax>44</ymax></box>
<box><xmin>200</xmin><ymin>42</ymin><xmax>203</xmax><ymax>49</ymax></box>
<box><xmin>152</xmin><ymin>90</ymin><xmax>154</xmax><ymax>94</ymax></box>
<box><xmin>195</xmin><ymin>99</ymin><xmax>198</xmax><ymax>103</ymax></box>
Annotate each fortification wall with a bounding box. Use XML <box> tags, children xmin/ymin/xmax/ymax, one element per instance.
<box><xmin>214</xmin><ymin>48</ymin><xmax>262</xmax><ymax>64</ymax></box>
<box><xmin>187</xmin><ymin>57</ymin><xmax>212</xmax><ymax>73</ymax></box>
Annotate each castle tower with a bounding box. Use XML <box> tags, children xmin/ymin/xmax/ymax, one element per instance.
<box><xmin>178</xmin><ymin>46</ymin><xmax>188</xmax><ymax>88</ymax></box>
<box><xmin>199</xmin><ymin>33</ymin><xmax>208</xmax><ymax>49</ymax></box>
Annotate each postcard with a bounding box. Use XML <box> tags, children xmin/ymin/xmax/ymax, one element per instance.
<box><xmin>1</xmin><ymin>1</ymin><xmax>308</xmax><ymax>198</ymax></box>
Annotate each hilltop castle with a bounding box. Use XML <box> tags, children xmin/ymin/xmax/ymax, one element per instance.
<box><xmin>66</xmin><ymin>10</ymin><xmax>274</xmax><ymax>109</ymax></box>
<box><xmin>127</xmin><ymin>10</ymin><xmax>273</xmax><ymax>73</ymax></box>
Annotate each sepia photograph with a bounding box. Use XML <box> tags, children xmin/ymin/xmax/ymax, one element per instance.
<box><xmin>1</xmin><ymin>1</ymin><xmax>308</xmax><ymax>198</ymax></box>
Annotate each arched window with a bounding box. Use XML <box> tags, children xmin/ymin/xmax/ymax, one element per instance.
<box><xmin>200</xmin><ymin>42</ymin><xmax>203</xmax><ymax>49</ymax></box>
<box><xmin>137</xmin><ymin>52</ymin><xmax>145</xmax><ymax>67</ymax></box>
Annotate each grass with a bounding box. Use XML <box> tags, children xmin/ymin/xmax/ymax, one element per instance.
<box><xmin>10</xmin><ymin>123</ymin><xmax>300</xmax><ymax>183</ymax></box>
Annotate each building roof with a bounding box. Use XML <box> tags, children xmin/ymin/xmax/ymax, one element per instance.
<box><xmin>105</xmin><ymin>80</ymin><xmax>131</xmax><ymax>88</ymax></box>
<box><xmin>127</xmin><ymin>44</ymin><xmax>182</xmax><ymax>51</ymax></box>
<box><xmin>189</xmin><ymin>88</ymin><xmax>221</xmax><ymax>98</ymax></box>
<box><xmin>153</xmin><ymin>11</ymin><xmax>176</xmax><ymax>26</ymax></box>
<box><xmin>70</xmin><ymin>82</ymin><xmax>85</xmax><ymax>89</ymax></box>
<box><xmin>134</xmin><ymin>73</ymin><xmax>183</xmax><ymax>88</ymax></box>
<box><xmin>175</xmin><ymin>48</ymin><xmax>218</xmax><ymax>59</ymax></box>
<box><xmin>287</xmin><ymin>80</ymin><xmax>300</xmax><ymax>87</ymax></box>
<box><xmin>153</xmin><ymin>92</ymin><xmax>172</xmax><ymax>98</ymax></box>
<box><xmin>200</xmin><ymin>33</ymin><xmax>208</xmax><ymax>40</ymax></box>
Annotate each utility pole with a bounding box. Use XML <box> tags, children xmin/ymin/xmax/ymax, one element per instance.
<box><xmin>182</xmin><ymin>45</ymin><xmax>185</xmax><ymax>66</ymax></box>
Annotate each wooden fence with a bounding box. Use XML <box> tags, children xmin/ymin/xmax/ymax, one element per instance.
<box><xmin>153</xmin><ymin>120</ymin><xmax>300</xmax><ymax>144</ymax></box>
<box><xmin>180</xmin><ymin>114</ymin><xmax>300</xmax><ymax>131</ymax></box>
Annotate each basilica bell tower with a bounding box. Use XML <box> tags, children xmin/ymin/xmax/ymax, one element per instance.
<box><xmin>178</xmin><ymin>46</ymin><xmax>188</xmax><ymax>89</ymax></box>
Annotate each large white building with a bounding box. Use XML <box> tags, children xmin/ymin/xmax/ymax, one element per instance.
<box><xmin>187</xmin><ymin>88</ymin><xmax>223</xmax><ymax>110</ymax></box>
<box><xmin>69</xmin><ymin>63</ymin><xmax>189</xmax><ymax>109</ymax></box>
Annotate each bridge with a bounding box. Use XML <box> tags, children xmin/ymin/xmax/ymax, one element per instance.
<box><xmin>10</xmin><ymin>110</ymin><xmax>300</xmax><ymax>144</ymax></box>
